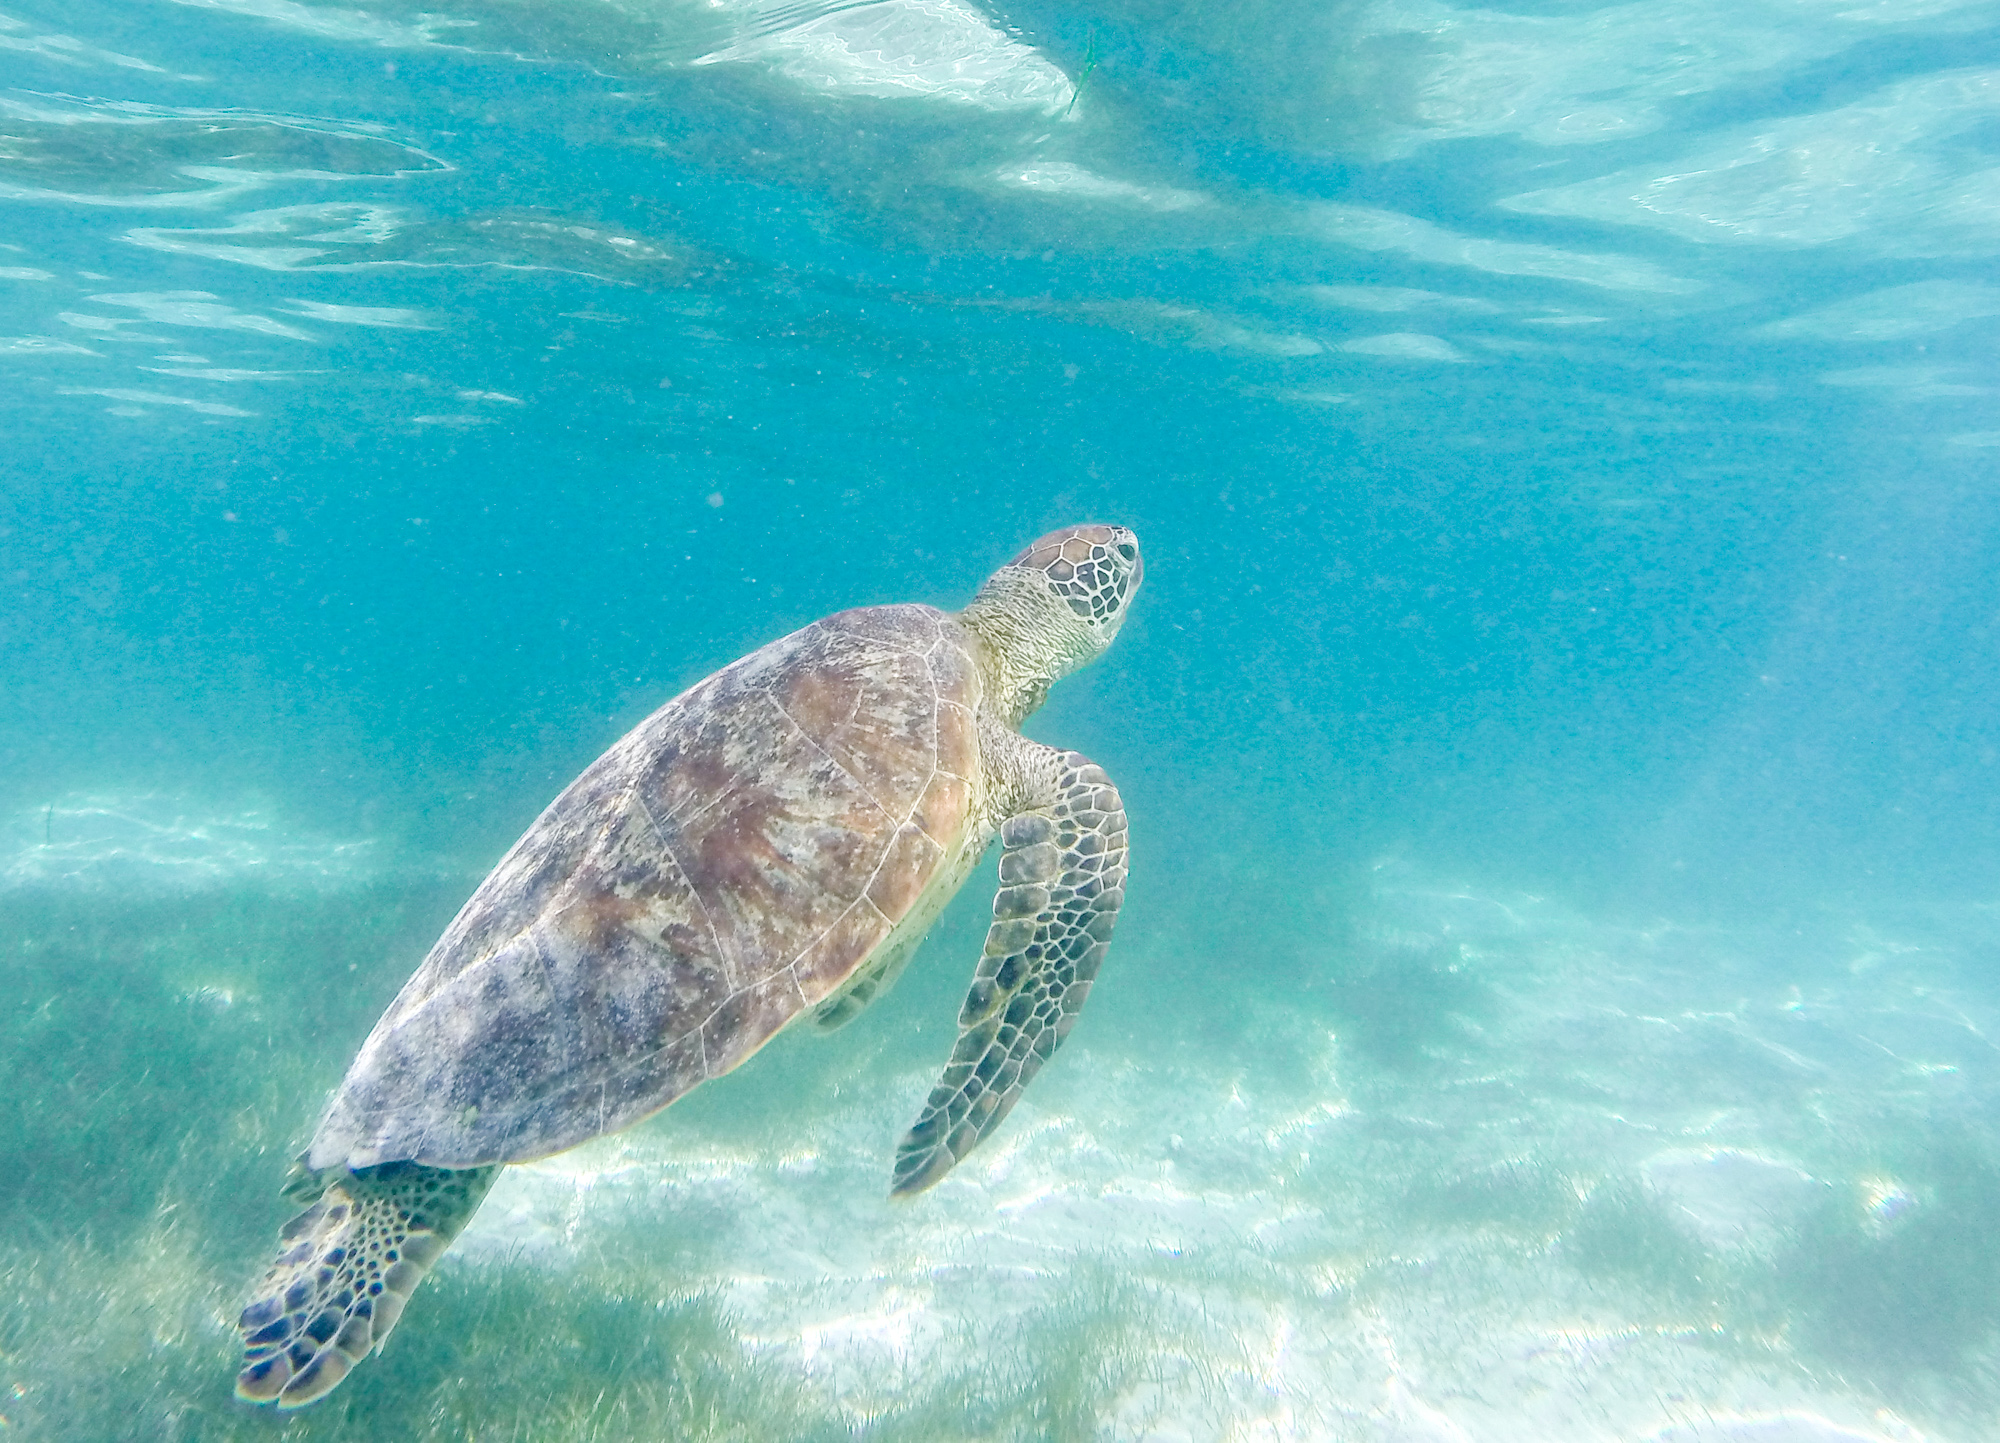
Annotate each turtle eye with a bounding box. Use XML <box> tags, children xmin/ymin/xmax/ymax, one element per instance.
<box><xmin>1115</xmin><ymin>542</ymin><xmax>1136</xmax><ymax>562</ymax></box>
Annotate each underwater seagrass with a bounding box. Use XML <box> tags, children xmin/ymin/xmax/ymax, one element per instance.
<box><xmin>233</xmin><ymin>524</ymin><xmax>1143</xmax><ymax>1408</ymax></box>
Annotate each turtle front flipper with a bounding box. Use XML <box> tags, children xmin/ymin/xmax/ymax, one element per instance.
<box><xmin>892</xmin><ymin>751</ymin><xmax>1127</xmax><ymax>1196</ymax></box>
<box><xmin>235</xmin><ymin>1160</ymin><xmax>499</xmax><ymax>1408</ymax></box>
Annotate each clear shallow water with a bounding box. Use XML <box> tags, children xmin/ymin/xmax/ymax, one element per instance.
<box><xmin>4</xmin><ymin>0</ymin><xmax>2000</xmax><ymax>1437</ymax></box>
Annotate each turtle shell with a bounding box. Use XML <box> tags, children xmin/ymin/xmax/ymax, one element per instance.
<box><xmin>309</xmin><ymin>603</ymin><xmax>984</xmax><ymax>1171</ymax></box>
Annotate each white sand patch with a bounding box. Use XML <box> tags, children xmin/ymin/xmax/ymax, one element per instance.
<box><xmin>452</xmin><ymin>956</ymin><xmax>1966</xmax><ymax>1442</ymax></box>
<box><xmin>0</xmin><ymin>795</ymin><xmax>377</xmax><ymax>890</ymax></box>
<box><xmin>1639</xmin><ymin>1149</ymin><xmax>1827</xmax><ymax>1250</ymax></box>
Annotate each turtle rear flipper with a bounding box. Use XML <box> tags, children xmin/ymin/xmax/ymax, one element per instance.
<box><xmin>236</xmin><ymin>1161</ymin><xmax>499</xmax><ymax>1408</ymax></box>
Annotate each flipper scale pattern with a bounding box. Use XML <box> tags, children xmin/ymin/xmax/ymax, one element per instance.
<box><xmin>892</xmin><ymin>753</ymin><xmax>1126</xmax><ymax>1195</ymax></box>
<box><xmin>235</xmin><ymin>1161</ymin><xmax>499</xmax><ymax>1408</ymax></box>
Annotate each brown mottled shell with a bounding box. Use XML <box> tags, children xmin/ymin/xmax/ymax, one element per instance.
<box><xmin>308</xmin><ymin>604</ymin><xmax>984</xmax><ymax>1171</ymax></box>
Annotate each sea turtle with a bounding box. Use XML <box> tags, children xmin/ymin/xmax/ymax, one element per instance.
<box><xmin>234</xmin><ymin>523</ymin><xmax>1143</xmax><ymax>1407</ymax></box>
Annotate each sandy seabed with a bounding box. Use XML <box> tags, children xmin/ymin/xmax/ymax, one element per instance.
<box><xmin>3</xmin><ymin>803</ymin><xmax>1995</xmax><ymax>1440</ymax></box>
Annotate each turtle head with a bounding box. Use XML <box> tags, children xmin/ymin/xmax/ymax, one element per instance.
<box><xmin>963</xmin><ymin>524</ymin><xmax>1142</xmax><ymax>721</ymax></box>
<box><xmin>1005</xmin><ymin>524</ymin><xmax>1144</xmax><ymax>640</ymax></box>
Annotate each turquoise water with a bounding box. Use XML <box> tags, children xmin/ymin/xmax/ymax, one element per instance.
<box><xmin>5</xmin><ymin>0</ymin><xmax>2000</xmax><ymax>1437</ymax></box>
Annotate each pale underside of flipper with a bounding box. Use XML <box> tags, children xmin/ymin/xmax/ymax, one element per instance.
<box><xmin>235</xmin><ymin>1160</ymin><xmax>500</xmax><ymax>1408</ymax></box>
<box><xmin>811</xmin><ymin>919</ymin><xmax>928</xmax><ymax>1032</ymax></box>
<box><xmin>811</xmin><ymin>835</ymin><xmax>983</xmax><ymax>1033</ymax></box>
<box><xmin>892</xmin><ymin>750</ymin><xmax>1126</xmax><ymax>1195</ymax></box>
